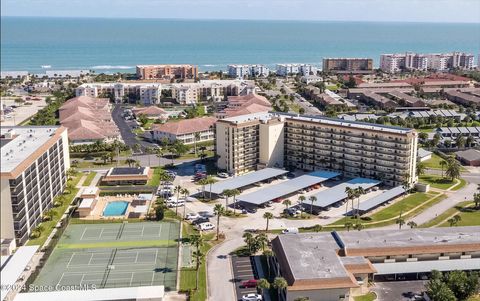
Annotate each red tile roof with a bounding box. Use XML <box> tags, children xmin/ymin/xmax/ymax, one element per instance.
<box><xmin>151</xmin><ymin>117</ymin><xmax>217</xmax><ymax>135</ymax></box>
<box><xmin>132</xmin><ymin>106</ymin><xmax>168</xmax><ymax>117</ymax></box>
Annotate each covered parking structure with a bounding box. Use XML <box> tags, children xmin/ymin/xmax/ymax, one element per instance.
<box><xmin>236</xmin><ymin>171</ymin><xmax>341</xmax><ymax>206</ymax></box>
<box><xmin>373</xmin><ymin>258</ymin><xmax>480</xmax><ymax>281</ymax></box>
<box><xmin>357</xmin><ymin>186</ymin><xmax>405</xmax><ymax>215</ymax></box>
<box><xmin>303</xmin><ymin>177</ymin><xmax>381</xmax><ymax>211</ymax></box>
<box><xmin>208</xmin><ymin>168</ymin><xmax>288</xmax><ymax>195</ymax></box>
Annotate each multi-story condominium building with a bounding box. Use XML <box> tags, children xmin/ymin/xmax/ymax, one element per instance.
<box><xmin>276</xmin><ymin>64</ymin><xmax>316</xmax><ymax>76</ymax></box>
<box><xmin>216</xmin><ymin>112</ymin><xmax>418</xmax><ymax>187</ymax></box>
<box><xmin>151</xmin><ymin>117</ymin><xmax>217</xmax><ymax>145</ymax></box>
<box><xmin>381</xmin><ymin>52</ymin><xmax>475</xmax><ymax>73</ymax></box>
<box><xmin>227</xmin><ymin>64</ymin><xmax>270</xmax><ymax>78</ymax></box>
<box><xmin>0</xmin><ymin>126</ymin><xmax>70</xmax><ymax>247</ymax></box>
<box><xmin>322</xmin><ymin>58</ymin><xmax>373</xmax><ymax>73</ymax></box>
<box><xmin>271</xmin><ymin>227</ymin><xmax>480</xmax><ymax>301</ymax></box>
<box><xmin>171</xmin><ymin>80</ymin><xmax>255</xmax><ymax>104</ymax></box>
<box><xmin>76</xmin><ymin>83</ymin><xmax>162</xmax><ymax>105</ymax></box>
<box><xmin>136</xmin><ymin>64</ymin><xmax>198</xmax><ymax>80</ymax></box>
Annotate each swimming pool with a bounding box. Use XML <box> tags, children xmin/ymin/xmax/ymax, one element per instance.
<box><xmin>103</xmin><ymin>201</ymin><xmax>129</xmax><ymax>216</ymax></box>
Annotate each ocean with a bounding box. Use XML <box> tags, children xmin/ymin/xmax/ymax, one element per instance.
<box><xmin>1</xmin><ymin>17</ymin><xmax>479</xmax><ymax>73</ymax></box>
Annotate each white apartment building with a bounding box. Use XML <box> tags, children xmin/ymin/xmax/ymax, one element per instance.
<box><xmin>227</xmin><ymin>64</ymin><xmax>270</xmax><ymax>78</ymax></box>
<box><xmin>171</xmin><ymin>80</ymin><xmax>255</xmax><ymax>104</ymax></box>
<box><xmin>381</xmin><ymin>52</ymin><xmax>475</xmax><ymax>73</ymax></box>
<box><xmin>1</xmin><ymin>126</ymin><xmax>70</xmax><ymax>247</ymax></box>
<box><xmin>76</xmin><ymin>83</ymin><xmax>162</xmax><ymax>105</ymax></box>
<box><xmin>216</xmin><ymin>112</ymin><xmax>418</xmax><ymax>187</ymax></box>
<box><xmin>276</xmin><ymin>64</ymin><xmax>317</xmax><ymax>76</ymax></box>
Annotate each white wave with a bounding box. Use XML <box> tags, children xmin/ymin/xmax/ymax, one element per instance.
<box><xmin>202</xmin><ymin>64</ymin><xmax>217</xmax><ymax>67</ymax></box>
<box><xmin>41</xmin><ymin>65</ymin><xmax>52</xmax><ymax>69</ymax></box>
<box><xmin>90</xmin><ymin>65</ymin><xmax>134</xmax><ymax>70</ymax></box>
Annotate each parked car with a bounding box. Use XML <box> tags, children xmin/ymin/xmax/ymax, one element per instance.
<box><xmin>191</xmin><ymin>217</ymin><xmax>210</xmax><ymax>225</ymax></box>
<box><xmin>197</xmin><ymin>222</ymin><xmax>215</xmax><ymax>231</ymax></box>
<box><xmin>167</xmin><ymin>201</ymin><xmax>185</xmax><ymax>208</ymax></box>
<box><xmin>217</xmin><ymin>172</ymin><xmax>229</xmax><ymax>178</ymax></box>
<box><xmin>241</xmin><ymin>279</ymin><xmax>258</xmax><ymax>288</ymax></box>
<box><xmin>242</xmin><ymin>293</ymin><xmax>262</xmax><ymax>301</ymax></box>
<box><xmin>282</xmin><ymin>227</ymin><xmax>299</xmax><ymax>234</ymax></box>
<box><xmin>198</xmin><ymin>211</ymin><xmax>215</xmax><ymax>218</ymax></box>
<box><xmin>245</xmin><ymin>207</ymin><xmax>257</xmax><ymax>214</ymax></box>
<box><xmin>185</xmin><ymin>213</ymin><xmax>200</xmax><ymax>220</ymax></box>
<box><xmin>286</xmin><ymin>172</ymin><xmax>295</xmax><ymax>179</ymax></box>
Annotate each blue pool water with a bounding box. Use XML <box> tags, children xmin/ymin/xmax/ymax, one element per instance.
<box><xmin>103</xmin><ymin>201</ymin><xmax>129</xmax><ymax>217</ymax></box>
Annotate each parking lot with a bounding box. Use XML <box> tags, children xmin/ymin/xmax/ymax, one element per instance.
<box><xmin>372</xmin><ymin>280</ymin><xmax>426</xmax><ymax>301</ymax></box>
<box><xmin>231</xmin><ymin>256</ymin><xmax>258</xmax><ymax>301</ymax></box>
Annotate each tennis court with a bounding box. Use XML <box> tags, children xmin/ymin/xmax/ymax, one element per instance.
<box><xmin>34</xmin><ymin>221</ymin><xmax>180</xmax><ymax>291</ymax></box>
<box><xmin>60</xmin><ymin>221</ymin><xmax>180</xmax><ymax>245</ymax></box>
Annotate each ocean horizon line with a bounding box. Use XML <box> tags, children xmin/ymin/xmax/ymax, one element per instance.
<box><xmin>2</xmin><ymin>15</ymin><xmax>480</xmax><ymax>25</ymax></box>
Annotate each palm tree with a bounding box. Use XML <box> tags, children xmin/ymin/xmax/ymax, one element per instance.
<box><xmin>396</xmin><ymin>212</ymin><xmax>405</xmax><ymax>229</ymax></box>
<box><xmin>206</xmin><ymin>176</ymin><xmax>218</xmax><ymax>200</ymax></box>
<box><xmin>344</xmin><ymin>187</ymin><xmax>355</xmax><ymax>224</ymax></box>
<box><xmin>354</xmin><ymin>187</ymin><xmax>365</xmax><ymax>218</ymax></box>
<box><xmin>256</xmin><ymin>278</ymin><xmax>270</xmax><ymax>297</ymax></box>
<box><xmin>452</xmin><ymin>214</ymin><xmax>461</xmax><ymax>226</ymax></box>
<box><xmin>230</xmin><ymin>189</ymin><xmax>240</xmax><ymax>215</ymax></box>
<box><xmin>188</xmin><ymin>234</ymin><xmax>204</xmax><ymax>289</ymax></box>
<box><xmin>213</xmin><ymin>204</ymin><xmax>225</xmax><ymax>240</ymax></box>
<box><xmin>353</xmin><ymin>223</ymin><xmax>364</xmax><ymax>231</ymax></box>
<box><xmin>174</xmin><ymin>185</ymin><xmax>182</xmax><ymax>216</ymax></box>
<box><xmin>294</xmin><ymin>298</ymin><xmax>310</xmax><ymax>301</ymax></box>
<box><xmin>222</xmin><ymin>189</ymin><xmax>232</xmax><ymax>209</ymax></box>
<box><xmin>308</xmin><ymin>196</ymin><xmax>317</xmax><ymax>215</ymax></box>
<box><xmin>156</xmin><ymin>148</ymin><xmax>164</xmax><ymax>166</ymax></box>
<box><xmin>455</xmin><ymin>135</ymin><xmax>466</xmax><ymax>148</ymax></box>
<box><xmin>439</xmin><ymin>160</ymin><xmax>447</xmax><ymax>178</ymax></box>
<box><xmin>474</xmin><ymin>193</ymin><xmax>480</xmax><ymax>209</ymax></box>
<box><xmin>181</xmin><ymin>188</ymin><xmax>189</xmax><ymax>219</ymax></box>
<box><xmin>416</xmin><ymin>162</ymin><xmax>426</xmax><ymax>177</ymax></box>
<box><xmin>256</xmin><ymin>233</ymin><xmax>269</xmax><ymax>252</ymax></box>
<box><xmin>298</xmin><ymin>195</ymin><xmax>306</xmax><ymax>218</ymax></box>
<box><xmin>126</xmin><ymin>158</ymin><xmax>137</xmax><ymax>167</ymax></box>
<box><xmin>407</xmin><ymin>221</ymin><xmax>417</xmax><ymax>229</ymax></box>
<box><xmin>263</xmin><ymin>212</ymin><xmax>273</xmax><ymax>232</ymax></box>
<box><xmin>445</xmin><ymin>159</ymin><xmax>461</xmax><ymax>181</ymax></box>
<box><xmin>344</xmin><ymin>222</ymin><xmax>353</xmax><ymax>232</ymax></box>
<box><xmin>193</xmin><ymin>132</ymin><xmax>201</xmax><ymax>156</ymax></box>
<box><xmin>101</xmin><ymin>153</ymin><xmax>109</xmax><ymax>164</ymax></box>
<box><xmin>263</xmin><ymin>249</ymin><xmax>274</xmax><ymax>277</ymax></box>
<box><xmin>243</xmin><ymin>232</ymin><xmax>256</xmax><ymax>254</ymax></box>
<box><xmin>282</xmin><ymin>199</ymin><xmax>291</xmax><ymax>210</ymax></box>
<box><xmin>312</xmin><ymin>224</ymin><xmax>322</xmax><ymax>232</ymax></box>
<box><xmin>197</xmin><ymin>178</ymin><xmax>208</xmax><ymax>199</ymax></box>
<box><xmin>273</xmin><ymin>277</ymin><xmax>288</xmax><ymax>300</ymax></box>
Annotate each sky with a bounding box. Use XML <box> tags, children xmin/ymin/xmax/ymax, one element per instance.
<box><xmin>1</xmin><ymin>0</ymin><xmax>480</xmax><ymax>23</ymax></box>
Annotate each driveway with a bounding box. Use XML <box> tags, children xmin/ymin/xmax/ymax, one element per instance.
<box><xmin>232</xmin><ymin>256</ymin><xmax>258</xmax><ymax>301</ymax></box>
<box><xmin>372</xmin><ymin>280</ymin><xmax>426</xmax><ymax>301</ymax></box>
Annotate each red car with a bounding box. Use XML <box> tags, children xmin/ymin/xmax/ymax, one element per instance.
<box><xmin>241</xmin><ymin>279</ymin><xmax>258</xmax><ymax>288</ymax></box>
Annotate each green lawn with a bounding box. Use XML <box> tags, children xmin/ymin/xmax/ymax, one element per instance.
<box><xmin>180</xmin><ymin>222</ymin><xmax>217</xmax><ymax>301</ymax></box>
<box><xmin>82</xmin><ymin>171</ymin><xmax>97</xmax><ymax>186</ymax></box>
<box><xmin>147</xmin><ymin>167</ymin><xmax>166</xmax><ymax>187</ymax></box>
<box><xmin>451</xmin><ymin>178</ymin><xmax>467</xmax><ymax>191</ymax></box>
<box><xmin>419</xmin><ymin>175</ymin><xmax>458</xmax><ymax>190</ymax></box>
<box><xmin>416</xmin><ymin>128</ymin><xmax>434</xmax><ymax>133</ymax></box>
<box><xmin>422</xmin><ymin>153</ymin><xmax>444</xmax><ymax>169</ymax></box>
<box><xmin>26</xmin><ymin>175</ymin><xmax>81</xmax><ymax>247</ymax></box>
<box><xmin>420</xmin><ymin>201</ymin><xmax>472</xmax><ymax>228</ymax></box>
<box><xmin>72</xmin><ymin>160</ymin><xmax>129</xmax><ymax>169</ymax></box>
<box><xmin>439</xmin><ymin>204</ymin><xmax>480</xmax><ymax>227</ymax></box>
<box><xmin>354</xmin><ymin>292</ymin><xmax>377</xmax><ymax>301</ymax></box>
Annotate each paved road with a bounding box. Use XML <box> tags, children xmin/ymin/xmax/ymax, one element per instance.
<box><xmin>280</xmin><ymin>80</ymin><xmax>323</xmax><ymax>115</ymax></box>
<box><xmin>372</xmin><ymin>280</ymin><xmax>426</xmax><ymax>301</ymax></box>
<box><xmin>111</xmin><ymin>104</ymin><xmax>158</xmax><ymax>152</ymax></box>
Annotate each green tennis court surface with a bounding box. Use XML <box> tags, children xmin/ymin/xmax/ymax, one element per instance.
<box><xmin>34</xmin><ymin>221</ymin><xmax>180</xmax><ymax>291</ymax></box>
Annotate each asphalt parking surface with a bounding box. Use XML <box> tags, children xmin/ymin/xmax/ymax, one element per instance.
<box><xmin>231</xmin><ymin>255</ymin><xmax>258</xmax><ymax>301</ymax></box>
<box><xmin>372</xmin><ymin>280</ymin><xmax>427</xmax><ymax>301</ymax></box>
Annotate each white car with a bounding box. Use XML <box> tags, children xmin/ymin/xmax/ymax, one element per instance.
<box><xmin>185</xmin><ymin>213</ymin><xmax>200</xmax><ymax>220</ymax></box>
<box><xmin>197</xmin><ymin>222</ymin><xmax>215</xmax><ymax>231</ymax></box>
<box><xmin>217</xmin><ymin>172</ymin><xmax>229</xmax><ymax>178</ymax></box>
<box><xmin>242</xmin><ymin>293</ymin><xmax>262</xmax><ymax>301</ymax></box>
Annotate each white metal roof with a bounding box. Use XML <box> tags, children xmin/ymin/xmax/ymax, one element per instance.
<box><xmin>209</xmin><ymin>168</ymin><xmax>288</xmax><ymax>195</ymax></box>
<box><xmin>357</xmin><ymin>186</ymin><xmax>405</xmax><ymax>212</ymax></box>
<box><xmin>1</xmin><ymin>245</ymin><xmax>39</xmax><ymax>300</ymax></box>
<box><xmin>14</xmin><ymin>285</ymin><xmax>165</xmax><ymax>301</ymax></box>
<box><xmin>237</xmin><ymin>171</ymin><xmax>341</xmax><ymax>205</ymax></box>
<box><xmin>373</xmin><ymin>258</ymin><xmax>480</xmax><ymax>275</ymax></box>
<box><xmin>78</xmin><ymin>198</ymin><xmax>95</xmax><ymax>209</ymax></box>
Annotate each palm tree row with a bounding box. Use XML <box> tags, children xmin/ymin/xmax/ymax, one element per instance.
<box><xmin>344</xmin><ymin>186</ymin><xmax>366</xmax><ymax>227</ymax></box>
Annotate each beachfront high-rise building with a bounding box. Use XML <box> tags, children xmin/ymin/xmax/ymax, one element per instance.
<box><xmin>136</xmin><ymin>64</ymin><xmax>198</xmax><ymax>80</ymax></box>
<box><xmin>227</xmin><ymin>65</ymin><xmax>270</xmax><ymax>78</ymax></box>
<box><xmin>1</xmin><ymin>126</ymin><xmax>70</xmax><ymax>247</ymax></box>
<box><xmin>215</xmin><ymin>112</ymin><xmax>418</xmax><ymax>187</ymax></box>
<box><xmin>76</xmin><ymin>83</ymin><xmax>162</xmax><ymax>105</ymax></box>
<box><xmin>276</xmin><ymin>64</ymin><xmax>317</xmax><ymax>76</ymax></box>
<box><xmin>380</xmin><ymin>52</ymin><xmax>475</xmax><ymax>73</ymax></box>
<box><xmin>322</xmin><ymin>58</ymin><xmax>373</xmax><ymax>73</ymax></box>
<box><xmin>171</xmin><ymin>80</ymin><xmax>255</xmax><ymax>104</ymax></box>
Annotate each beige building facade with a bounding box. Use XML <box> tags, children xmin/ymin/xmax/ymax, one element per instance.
<box><xmin>215</xmin><ymin>112</ymin><xmax>418</xmax><ymax>187</ymax></box>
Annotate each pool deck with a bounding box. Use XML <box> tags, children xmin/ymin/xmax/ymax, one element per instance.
<box><xmin>81</xmin><ymin>195</ymin><xmax>153</xmax><ymax>220</ymax></box>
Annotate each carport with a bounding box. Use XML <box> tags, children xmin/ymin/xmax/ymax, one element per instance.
<box><xmin>236</xmin><ymin>170</ymin><xmax>341</xmax><ymax>206</ymax></box>
<box><xmin>357</xmin><ymin>186</ymin><xmax>405</xmax><ymax>215</ymax></box>
<box><xmin>209</xmin><ymin>168</ymin><xmax>288</xmax><ymax>195</ymax></box>
<box><xmin>373</xmin><ymin>258</ymin><xmax>480</xmax><ymax>281</ymax></box>
<box><xmin>303</xmin><ymin>177</ymin><xmax>381</xmax><ymax>210</ymax></box>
